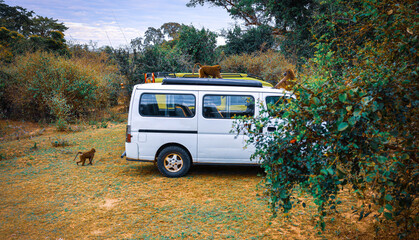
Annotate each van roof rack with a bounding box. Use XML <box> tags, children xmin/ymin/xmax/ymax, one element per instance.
<box><xmin>180</xmin><ymin>73</ymin><xmax>245</xmax><ymax>78</ymax></box>
<box><xmin>162</xmin><ymin>78</ymin><xmax>263</xmax><ymax>88</ymax></box>
<box><xmin>145</xmin><ymin>72</ymin><xmax>176</xmax><ymax>78</ymax></box>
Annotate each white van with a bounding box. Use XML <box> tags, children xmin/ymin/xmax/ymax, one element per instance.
<box><xmin>124</xmin><ymin>78</ymin><xmax>292</xmax><ymax>177</ymax></box>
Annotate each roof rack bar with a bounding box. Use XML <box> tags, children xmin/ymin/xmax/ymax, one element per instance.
<box><xmin>162</xmin><ymin>78</ymin><xmax>263</xmax><ymax>88</ymax></box>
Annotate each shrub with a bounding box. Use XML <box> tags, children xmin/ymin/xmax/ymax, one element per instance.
<box><xmin>234</xmin><ymin>0</ymin><xmax>417</xmax><ymax>237</ymax></box>
<box><xmin>220</xmin><ymin>50</ymin><xmax>295</xmax><ymax>85</ymax></box>
<box><xmin>50</xmin><ymin>137</ymin><xmax>70</xmax><ymax>147</ymax></box>
<box><xmin>1</xmin><ymin>50</ymin><xmax>122</xmax><ymax>122</ymax></box>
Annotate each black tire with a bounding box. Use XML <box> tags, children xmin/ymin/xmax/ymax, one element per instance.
<box><xmin>157</xmin><ymin>146</ymin><xmax>191</xmax><ymax>178</ymax></box>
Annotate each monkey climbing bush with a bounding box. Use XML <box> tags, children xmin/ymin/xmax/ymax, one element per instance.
<box><xmin>234</xmin><ymin>0</ymin><xmax>417</xmax><ymax>237</ymax></box>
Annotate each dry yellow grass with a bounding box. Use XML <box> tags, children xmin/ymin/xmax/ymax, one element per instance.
<box><xmin>220</xmin><ymin>50</ymin><xmax>295</xmax><ymax>86</ymax></box>
<box><xmin>0</xmin><ymin>121</ymin><xmax>398</xmax><ymax>239</ymax></box>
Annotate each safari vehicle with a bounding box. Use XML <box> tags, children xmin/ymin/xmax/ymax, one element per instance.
<box><xmin>124</xmin><ymin>78</ymin><xmax>292</xmax><ymax>177</ymax></box>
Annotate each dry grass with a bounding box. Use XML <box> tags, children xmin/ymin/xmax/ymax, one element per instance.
<box><xmin>221</xmin><ymin>50</ymin><xmax>295</xmax><ymax>86</ymax></box>
<box><xmin>0</xmin><ymin>121</ymin><xmax>400</xmax><ymax>239</ymax></box>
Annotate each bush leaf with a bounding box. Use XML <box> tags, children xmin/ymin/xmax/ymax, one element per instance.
<box><xmin>338</xmin><ymin>122</ymin><xmax>349</xmax><ymax>131</ymax></box>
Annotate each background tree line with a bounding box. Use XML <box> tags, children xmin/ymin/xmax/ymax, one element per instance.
<box><xmin>0</xmin><ymin>0</ymin><xmax>287</xmax><ymax>126</ymax></box>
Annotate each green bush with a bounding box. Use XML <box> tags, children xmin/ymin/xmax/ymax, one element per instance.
<box><xmin>1</xmin><ymin>51</ymin><xmax>122</xmax><ymax>122</ymax></box>
<box><xmin>234</xmin><ymin>0</ymin><xmax>417</xmax><ymax>237</ymax></box>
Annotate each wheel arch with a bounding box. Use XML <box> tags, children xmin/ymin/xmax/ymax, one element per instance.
<box><xmin>155</xmin><ymin>143</ymin><xmax>193</xmax><ymax>165</ymax></box>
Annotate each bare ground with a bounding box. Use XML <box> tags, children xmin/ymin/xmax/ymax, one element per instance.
<box><xmin>0</xmin><ymin>120</ymin><xmax>398</xmax><ymax>239</ymax></box>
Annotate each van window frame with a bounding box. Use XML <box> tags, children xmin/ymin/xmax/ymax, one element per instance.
<box><xmin>202</xmin><ymin>94</ymin><xmax>255</xmax><ymax>119</ymax></box>
<box><xmin>139</xmin><ymin>92</ymin><xmax>196</xmax><ymax>118</ymax></box>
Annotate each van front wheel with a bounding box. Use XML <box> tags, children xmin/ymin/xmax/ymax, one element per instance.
<box><xmin>157</xmin><ymin>146</ymin><xmax>191</xmax><ymax>178</ymax></box>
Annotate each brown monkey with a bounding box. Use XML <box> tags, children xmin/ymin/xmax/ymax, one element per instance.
<box><xmin>192</xmin><ymin>63</ymin><xmax>223</xmax><ymax>78</ymax></box>
<box><xmin>73</xmin><ymin>148</ymin><xmax>96</xmax><ymax>166</ymax></box>
<box><xmin>275</xmin><ymin>69</ymin><xmax>296</xmax><ymax>90</ymax></box>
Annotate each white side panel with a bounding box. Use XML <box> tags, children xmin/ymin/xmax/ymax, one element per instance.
<box><xmin>137</xmin><ymin>133</ymin><xmax>197</xmax><ymax>161</ymax></box>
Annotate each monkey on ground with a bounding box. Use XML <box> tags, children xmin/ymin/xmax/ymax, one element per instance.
<box><xmin>73</xmin><ymin>148</ymin><xmax>96</xmax><ymax>166</ymax></box>
<box><xmin>192</xmin><ymin>63</ymin><xmax>223</xmax><ymax>78</ymax></box>
<box><xmin>275</xmin><ymin>69</ymin><xmax>296</xmax><ymax>90</ymax></box>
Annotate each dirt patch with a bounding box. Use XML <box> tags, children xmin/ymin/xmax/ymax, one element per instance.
<box><xmin>0</xmin><ymin>120</ymin><xmax>51</xmax><ymax>141</ymax></box>
<box><xmin>100</xmin><ymin>198</ymin><xmax>119</xmax><ymax>209</ymax></box>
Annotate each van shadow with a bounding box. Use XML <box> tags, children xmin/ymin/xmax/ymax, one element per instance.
<box><xmin>189</xmin><ymin>164</ymin><xmax>265</xmax><ymax>178</ymax></box>
<box><xmin>122</xmin><ymin>162</ymin><xmax>265</xmax><ymax>178</ymax></box>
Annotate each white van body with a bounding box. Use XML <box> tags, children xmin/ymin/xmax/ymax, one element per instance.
<box><xmin>124</xmin><ymin>78</ymin><xmax>292</xmax><ymax>177</ymax></box>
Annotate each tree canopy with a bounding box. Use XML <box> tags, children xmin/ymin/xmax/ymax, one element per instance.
<box><xmin>223</xmin><ymin>25</ymin><xmax>274</xmax><ymax>55</ymax></box>
<box><xmin>0</xmin><ymin>0</ymin><xmax>67</xmax><ymax>37</ymax></box>
<box><xmin>187</xmin><ymin>0</ymin><xmax>318</xmax><ymax>63</ymax></box>
<box><xmin>0</xmin><ymin>0</ymin><xmax>68</xmax><ymax>60</ymax></box>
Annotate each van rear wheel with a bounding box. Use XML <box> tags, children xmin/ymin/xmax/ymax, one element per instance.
<box><xmin>157</xmin><ymin>146</ymin><xmax>191</xmax><ymax>178</ymax></box>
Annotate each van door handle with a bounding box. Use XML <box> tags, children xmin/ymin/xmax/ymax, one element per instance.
<box><xmin>267</xmin><ymin>127</ymin><xmax>276</xmax><ymax>132</ymax></box>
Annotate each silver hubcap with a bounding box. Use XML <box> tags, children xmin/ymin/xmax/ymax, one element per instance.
<box><xmin>164</xmin><ymin>153</ymin><xmax>183</xmax><ymax>172</ymax></box>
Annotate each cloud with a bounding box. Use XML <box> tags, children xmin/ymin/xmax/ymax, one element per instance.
<box><xmin>8</xmin><ymin>0</ymin><xmax>239</xmax><ymax>47</ymax></box>
<box><xmin>65</xmin><ymin>22</ymin><xmax>142</xmax><ymax>48</ymax></box>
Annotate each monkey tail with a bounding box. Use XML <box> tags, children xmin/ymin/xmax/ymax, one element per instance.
<box><xmin>192</xmin><ymin>63</ymin><xmax>201</xmax><ymax>75</ymax></box>
<box><xmin>72</xmin><ymin>152</ymin><xmax>82</xmax><ymax>161</ymax></box>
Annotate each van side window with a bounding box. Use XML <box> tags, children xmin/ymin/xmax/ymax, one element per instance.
<box><xmin>266</xmin><ymin>96</ymin><xmax>293</xmax><ymax>106</ymax></box>
<box><xmin>203</xmin><ymin>95</ymin><xmax>254</xmax><ymax>119</ymax></box>
<box><xmin>140</xmin><ymin>93</ymin><xmax>196</xmax><ymax>118</ymax></box>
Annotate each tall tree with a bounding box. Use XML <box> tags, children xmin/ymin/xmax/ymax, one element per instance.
<box><xmin>1</xmin><ymin>1</ymin><xmax>67</xmax><ymax>37</ymax></box>
<box><xmin>224</xmin><ymin>25</ymin><xmax>274</xmax><ymax>55</ymax></box>
<box><xmin>187</xmin><ymin>0</ymin><xmax>319</xmax><ymax>63</ymax></box>
<box><xmin>176</xmin><ymin>25</ymin><xmax>217</xmax><ymax>64</ymax></box>
<box><xmin>144</xmin><ymin>27</ymin><xmax>164</xmax><ymax>47</ymax></box>
<box><xmin>0</xmin><ymin>0</ymin><xmax>33</xmax><ymax>36</ymax></box>
<box><xmin>30</xmin><ymin>16</ymin><xmax>68</xmax><ymax>37</ymax></box>
<box><xmin>0</xmin><ymin>1</ymin><xmax>69</xmax><ymax>58</ymax></box>
<box><xmin>160</xmin><ymin>22</ymin><xmax>181</xmax><ymax>40</ymax></box>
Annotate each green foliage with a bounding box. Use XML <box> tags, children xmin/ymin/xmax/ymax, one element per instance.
<box><xmin>29</xmin><ymin>16</ymin><xmax>68</xmax><ymax>37</ymax></box>
<box><xmin>187</xmin><ymin>0</ymin><xmax>319</xmax><ymax>64</ymax></box>
<box><xmin>109</xmin><ymin>42</ymin><xmax>192</xmax><ymax>91</ymax></box>
<box><xmin>141</xmin><ymin>44</ymin><xmax>192</xmax><ymax>73</ymax></box>
<box><xmin>0</xmin><ymin>1</ymin><xmax>69</xmax><ymax>59</ymax></box>
<box><xmin>48</xmin><ymin>92</ymin><xmax>70</xmax><ymax>130</ymax></box>
<box><xmin>50</xmin><ymin>137</ymin><xmax>70</xmax><ymax>147</ymax></box>
<box><xmin>0</xmin><ymin>27</ymin><xmax>25</xmax><ymax>61</ymax></box>
<box><xmin>161</xmin><ymin>22</ymin><xmax>181</xmax><ymax>39</ymax></box>
<box><xmin>29</xmin><ymin>30</ymin><xmax>69</xmax><ymax>56</ymax></box>
<box><xmin>144</xmin><ymin>27</ymin><xmax>164</xmax><ymax>47</ymax></box>
<box><xmin>176</xmin><ymin>25</ymin><xmax>217</xmax><ymax>64</ymax></box>
<box><xmin>234</xmin><ymin>0</ymin><xmax>417</xmax><ymax>237</ymax></box>
<box><xmin>223</xmin><ymin>25</ymin><xmax>275</xmax><ymax>55</ymax></box>
<box><xmin>108</xmin><ymin>23</ymin><xmax>219</xmax><ymax>89</ymax></box>
<box><xmin>55</xmin><ymin>118</ymin><xmax>68</xmax><ymax>131</ymax></box>
<box><xmin>1</xmin><ymin>51</ymin><xmax>122</xmax><ymax>122</ymax></box>
<box><xmin>0</xmin><ymin>0</ymin><xmax>33</xmax><ymax>36</ymax></box>
<box><xmin>0</xmin><ymin>0</ymin><xmax>67</xmax><ymax>37</ymax></box>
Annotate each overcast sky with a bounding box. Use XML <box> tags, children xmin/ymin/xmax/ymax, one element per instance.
<box><xmin>5</xmin><ymin>0</ymin><xmax>239</xmax><ymax>47</ymax></box>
